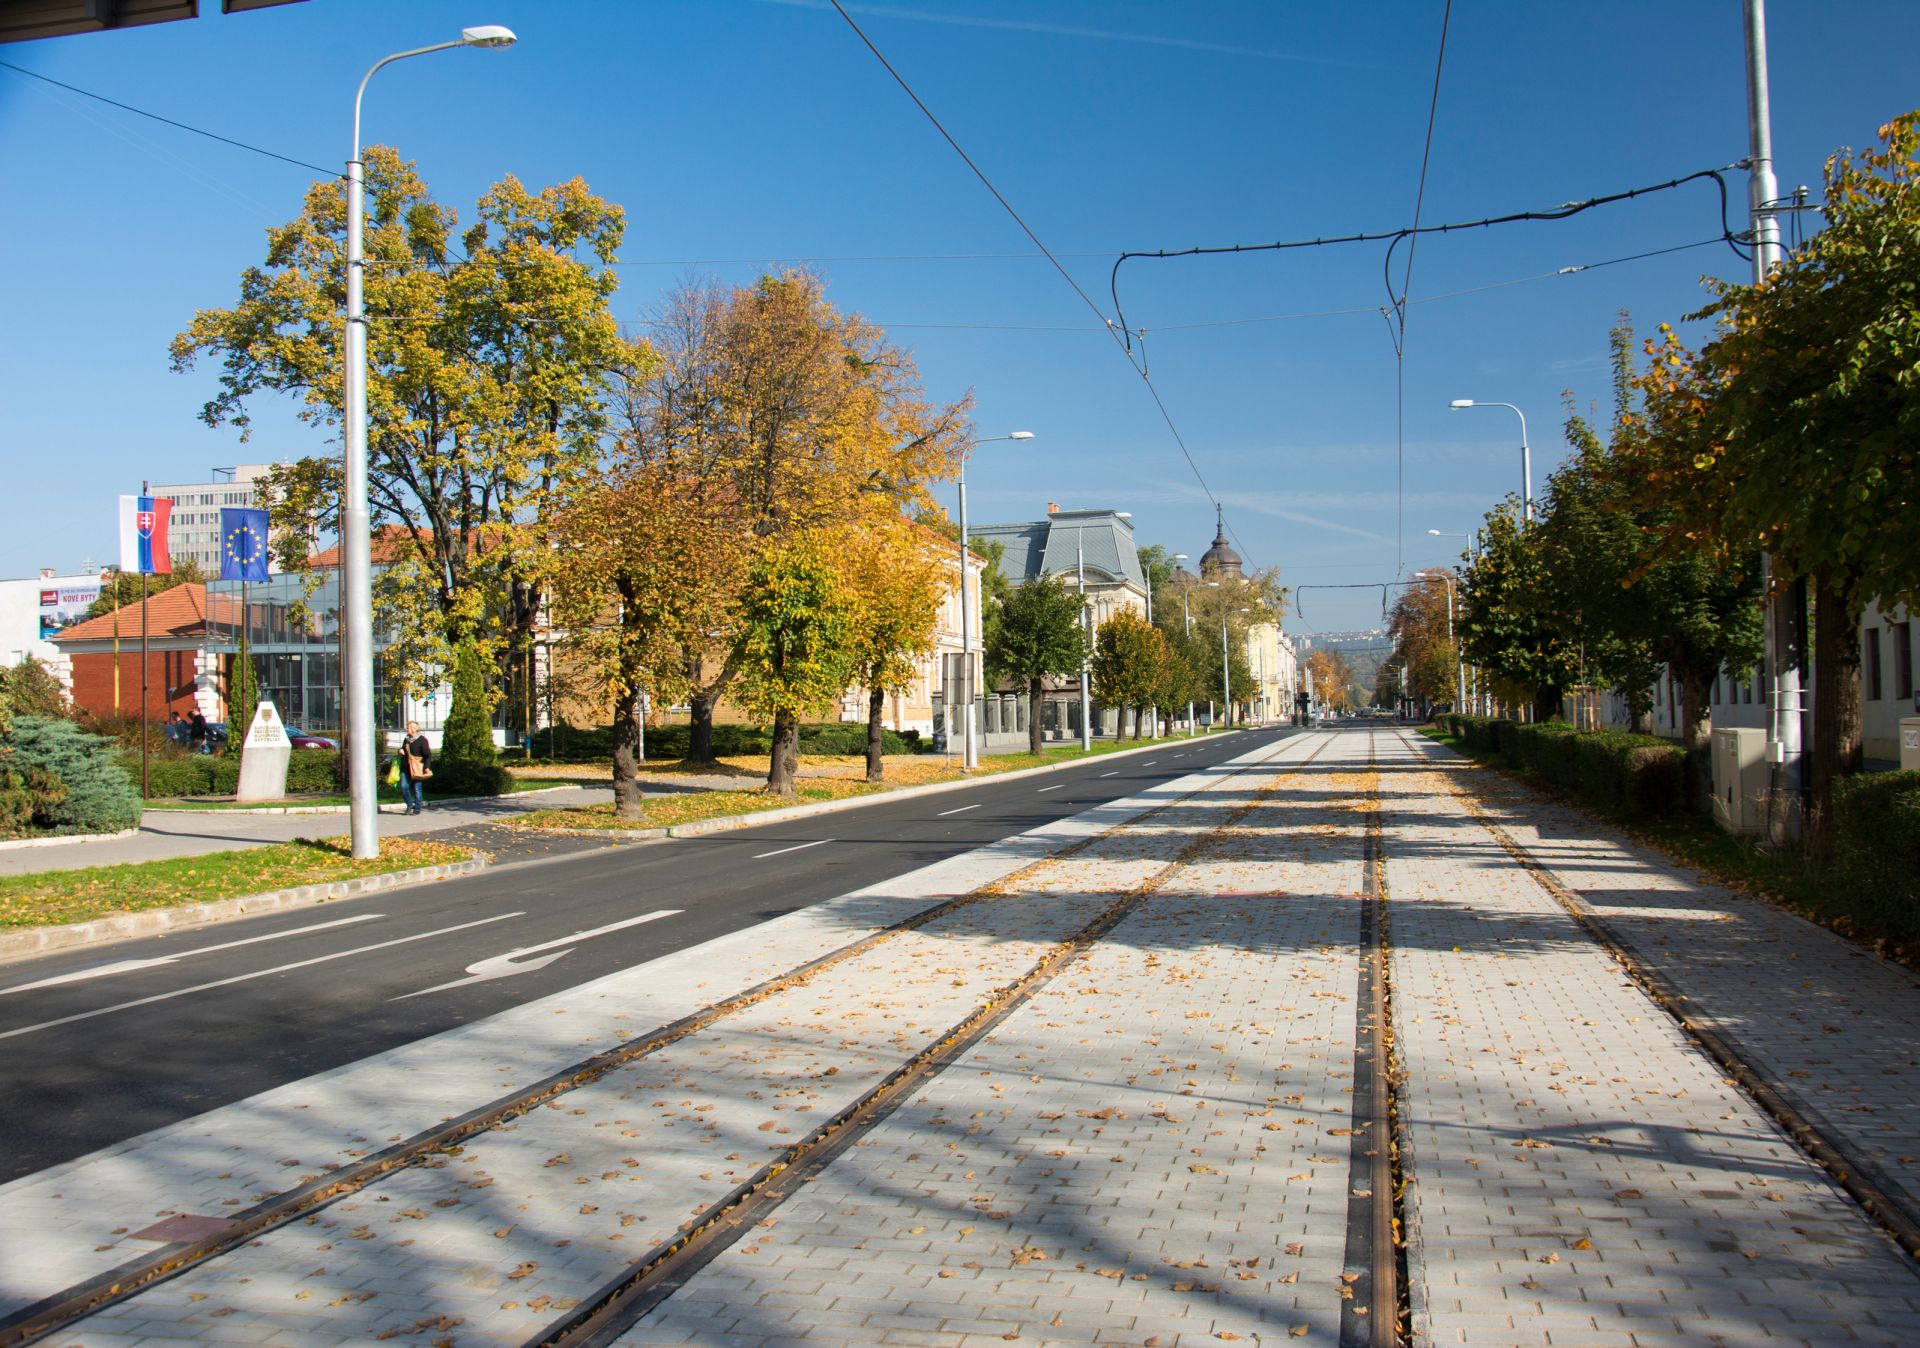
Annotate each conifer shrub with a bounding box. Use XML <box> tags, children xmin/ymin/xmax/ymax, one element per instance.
<box><xmin>8</xmin><ymin>715</ymin><xmax>142</xmax><ymax>835</ymax></box>
<box><xmin>435</xmin><ymin>639</ymin><xmax>510</xmax><ymax>797</ymax></box>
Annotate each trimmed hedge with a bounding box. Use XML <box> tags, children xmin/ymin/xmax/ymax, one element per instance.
<box><xmin>638</xmin><ymin>721</ymin><xmax>921</xmax><ymax>762</ymax></box>
<box><xmin>1832</xmin><ymin>771</ymin><xmax>1920</xmax><ymax>941</ymax></box>
<box><xmin>127</xmin><ymin>749</ymin><xmax>346</xmax><ymax>798</ymax></box>
<box><xmin>1438</xmin><ymin>714</ymin><xmax>1684</xmax><ymax>819</ymax></box>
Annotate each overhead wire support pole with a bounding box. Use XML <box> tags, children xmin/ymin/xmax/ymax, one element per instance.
<box><xmin>1742</xmin><ymin>0</ymin><xmax>1804</xmax><ymax>839</ymax></box>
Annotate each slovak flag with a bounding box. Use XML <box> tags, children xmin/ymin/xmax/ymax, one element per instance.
<box><xmin>117</xmin><ymin>495</ymin><xmax>173</xmax><ymax>575</ymax></box>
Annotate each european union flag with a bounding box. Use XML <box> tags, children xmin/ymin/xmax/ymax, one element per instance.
<box><xmin>221</xmin><ymin>507</ymin><xmax>271</xmax><ymax>582</ymax></box>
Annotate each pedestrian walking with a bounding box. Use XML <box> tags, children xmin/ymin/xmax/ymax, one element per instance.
<box><xmin>398</xmin><ymin>721</ymin><xmax>432</xmax><ymax>815</ymax></box>
<box><xmin>166</xmin><ymin>711</ymin><xmax>186</xmax><ymax>746</ymax></box>
<box><xmin>188</xmin><ymin>710</ymin><xmax>210</xmax><ymax>755</ymax></box>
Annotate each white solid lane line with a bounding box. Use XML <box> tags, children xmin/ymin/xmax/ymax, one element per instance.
<box><xmin>753</xmin><ymin>838</ymin><xmax>834</xmax><ymax>859</ymax></box>
<box><xmin>937</xmin><ymin>803</ymin><xmax>982</xmax><ymax>817</ymax></box>
<box><xmin>0</xmin><ymin>913</ymin><xmax>386</xmax><ymax>996</ymax></box>
<box><xmin>1036</xmin><ymin>785</ymin><xmax>1063</xmax><ymax>793</ymax></box>
<box><xmin>396</xmin><ymin>909</ymin><xmax>683</xmax><ymax>1000</ymax></box>
<box><xmin>0</xmin><ymin>912</ymin><xmax>524</xmax><ymax>1042</ymax></box>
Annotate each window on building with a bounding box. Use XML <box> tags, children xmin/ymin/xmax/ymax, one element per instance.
<box><xmin>1866</xmin><ymin>626</ymin><xmax>1884</xmax><ymax>701</ymax></box>
<box><xmin>1896</xmin><ymin>622</ymin><xmax>1914</xmax><ymax>702</ymax></box>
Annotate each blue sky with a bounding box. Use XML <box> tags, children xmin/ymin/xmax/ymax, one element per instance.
<box><xmin>2</xmin><ymin>0</ymin><xmax>1915</xmax><ymax>632</ymax></box>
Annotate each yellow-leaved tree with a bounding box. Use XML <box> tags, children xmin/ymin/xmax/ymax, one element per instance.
<box><xmin>841</xmin><ymin>514</ymin><xmax>950</xmax><ymax>781</ymax></box>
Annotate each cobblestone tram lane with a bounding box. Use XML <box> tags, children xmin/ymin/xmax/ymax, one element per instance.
<box><xmin>1379</xmin><ymin>729</ymin><xmax>1920</xmax><ymax>1347</ymax></box>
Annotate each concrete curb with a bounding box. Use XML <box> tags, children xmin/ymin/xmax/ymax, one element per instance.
<box><xmin>0</xmin><ymin>854</ymin><xmax>490</xmax><ymax>966</ymax></box>
<box><xmin>142</xmin><ymin>784</ymin><xmax>584</xmax><ymax>816</ymax></box>
<box><xmin>0</xmin><ymin>828</ymin><xmax>140</xmax><ymax>853</ymax></box>
<box><xmin>513</xmin><ymin>731</ymin><xmax>1253</xmax><ymax>842</ymax></box>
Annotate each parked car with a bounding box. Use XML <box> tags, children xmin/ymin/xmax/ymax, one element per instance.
<box><xmin>284</xmin><ymin>726</ymin><xmax>339</xmax><ymax>750</ymax></box>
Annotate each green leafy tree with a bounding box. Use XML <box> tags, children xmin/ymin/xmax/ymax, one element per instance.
<box><xmin>734</xmin><ymin>535</ymin><xmax>856</xmax><ymax>797</ymax></box>
<box><xmin>986</xmin><ymin>574</ymin><xmax>1089</xmax><ymax>755</ymax></box>
<box><xmin>1</xmin><ymin>659</ymin><xmax>69</xmax><ymax>721</ymax></box>
<box><xmin>171</xmin><ymin>146</ymin><xmax>627</xmax><ymax>695</ymax></box>
<box><xmin>1091</xmin><ymin>608</ymin><xmax>1162</xmax><ymax>739</ymax></box>
<box><xmin>1459</xmin><ymin>503</ymin><xmax>1580</xmax><ymax>721</ymax></box>
<box><xmin>1389</xmin><ymin>575</ymin><xmax>1459</xmax><ymax>710</ymax></box>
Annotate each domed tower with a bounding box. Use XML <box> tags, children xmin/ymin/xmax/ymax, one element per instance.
<box><xmin>1198</xmin><ymin>504</ymin><xmax>1243</xmax><ymax>580</ymax></box>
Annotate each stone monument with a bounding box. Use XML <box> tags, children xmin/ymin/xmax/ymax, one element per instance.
<box><xmin>235</xmin><ymin>701</ymin><xmax>292</xmax><ymax>803</ymax></box>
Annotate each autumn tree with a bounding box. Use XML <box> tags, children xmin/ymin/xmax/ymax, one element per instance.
<box><xmin>1389</xmin><ymin>574</ymin><xmax>1459</xmax><ymax>710</ymax></box>
<box><xmin>171</xmin><ymin>146</ymin><xmax>627</xmax><ymax>716</ymax></box>
<box><xmin>545</xmin><ymin>462</ymin><xmax>751</xmax><ymax>818</ymax></box>
<box><xmin>733</xmin><ymin>535</ymin><xmax>855</xmax><ymax>797</ymax></box>
<box><xmin>1622</xmin><ymin>115</ymin><xmax>1920</xmax><ymax>848</ymax></box>
<box><xmin>618</xmin><ymin>274</ymin><xmax>970</xmax><ymax>763</ymax></box>
<box><xmin>986</xmin><ymin>574</ymin><xmax>1088</xmax><ymax>755</ymax></box>
<box><xmin>1091</xmin><ymin>608</ymin><xmax>1162</xmax><ymax>739</ymax></box>
<box><xmin>842</xmin><ymin>517</ymin><xmax>948</xmax><ymax>782</ymax></box>
<box><xmin>1306</xmin><ymin>648</ymin><xmax>1356</xmax><ymax>713</ymax></box>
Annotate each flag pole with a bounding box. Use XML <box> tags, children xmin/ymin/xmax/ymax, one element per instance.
<box><xmin>140</xmin><ymin>480</ymin><xmax>150</xmax><ymax>799</ymax></box>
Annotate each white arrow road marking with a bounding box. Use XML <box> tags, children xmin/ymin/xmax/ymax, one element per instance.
<box><xmin>752</xmin><ymin>838</ymin><xmax>834</xmax><ymax>860</ymax></box>
<box><xmin>936</xmin><ymin>803</ymin><xmax>981</xmax><ymax>817</ymax></box>
<box><xmin>0</xmin><ymin>912</ymin><xmax>522</xmax><ymax>1042</ymax></box>
<box><xmin>394</xmin><ymin>910</ymin><xmax>683</xmax><ymax>1000</ymax></box>
<box><xmin>0</xmin><ymin>914</ymin><xmax>386</xmax><ymax>997</ymax></box>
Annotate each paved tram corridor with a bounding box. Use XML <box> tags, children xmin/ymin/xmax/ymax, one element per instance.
<box><xmin>5</xmin><ymin>727</ymin><xmax>1920</xmax><ymax>1346</ymax></box>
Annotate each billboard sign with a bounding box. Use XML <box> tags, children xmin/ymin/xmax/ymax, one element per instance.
<box><xmin>39</xmin><ymin>582</ymin><xmax>102</xmax><ymax>640</ymax></box>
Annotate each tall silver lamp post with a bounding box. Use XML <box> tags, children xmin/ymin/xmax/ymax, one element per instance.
<box><xmin>956</xmin><ymin>431</ymin><xmax>1032</xmax><ymax>771</ymax></box>
<box><xmin>1076</xmin><ymin>533</ymin><xmax>1092</xmax><ymax>750</ymax></box>
<box><xmin>344</xmin><ymin>24</ymin><xmax>516</xmax><ymax>860</ymax></box>
<box><xmin>1448</xmin><ymin>399</ymin><xmax>1532</xmax><ymax>522</ymax></box>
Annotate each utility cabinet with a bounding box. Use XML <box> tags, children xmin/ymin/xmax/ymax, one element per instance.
<box><xmin>1711</xmin><ymin>726</ymin><xmax>1768</xmax><ymax>835</ymax></box>
<box><xmin>1901</xmin><ymin>717</ymin><xmax>1920</xmax><ymax>772</ymax></box>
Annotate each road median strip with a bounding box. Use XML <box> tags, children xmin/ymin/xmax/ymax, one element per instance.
<box><xmin>0</xmin><ymin>839</ymin><xmax>485</xmax><ymax>964</ymax></box>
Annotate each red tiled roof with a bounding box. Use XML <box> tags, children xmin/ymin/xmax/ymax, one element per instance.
<box><xmin>52</xmin><ymin>583</ymin><xmax>239</xmax><ymax>643</ymax></box>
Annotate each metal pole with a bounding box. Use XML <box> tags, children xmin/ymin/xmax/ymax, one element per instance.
<box><xmin>1077</xmin><ymin>536</ymin><xmax>1091</xmax><ymax>750</ymax></box>
<box><xmin>1220</xmin><ymin>612</ymin><xmax>1231</xmax><ymax>729</ymax></box>
<box><xmin>1183</xmin><ymin>590</ymin><xmax>1195</xmax><ymax>735</ymax></box>
<box><xmin>140</xmin><ymin>569</ymin><xmax>149</xmax><ymax>799</ymax></box>
<box><xmin>1516</xmin><ymin>406</ymin><xmax>1532</xmax><ymax>523</ymax></box>
<box><xmin>343</xmin><ymin>108</ymin><xmax>378</xmax><ymax>858</ymax></box>
<box><xmin>958</xmin><ymin>464</ymin><xmax>975</xmax><ymax>771</ymax></box>
<box><xmin>1744</xmin><ymin>0</ymin><xmax>1803</xmax><ymax>839</ymax></box>
<box><xmin>1144</xmin><ymin>572</ymin><xmax>1156</xmax><ymax>739</ymax></box>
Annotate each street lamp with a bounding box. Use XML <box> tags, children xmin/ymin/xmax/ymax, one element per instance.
<box><xmin>1412</xmin><ymin>569</ymin><xmax>1462</xmax><ymax>712</ymax></box>
<box><xmin>343</xmin><ymin>24</ymin><xmax>517</xmax><ymax>860</ymax></box>
<box><xmin>956</xmin><ymin>431</ymin><xmax>1032</xmax><ymax>771</ymax></box>
<box><xmin>1077</xmin><ymin>531</ymin><xmax>1092</xmax><ymax>750</ymax></box>
<box><xmin>1448</xmin><ymin>399</ymin><xmax>1532</xmax><ymax>522</ymax></box>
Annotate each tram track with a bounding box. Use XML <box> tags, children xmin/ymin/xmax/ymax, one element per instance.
<box><xmin>1395</xmin><ymin>728</ymin><xmax>1920</xmax><ymax>1270</ymax></box>
<box><xmin>2</xmin><ymin>732</ymin><xmax>1333</xmax><ymax>1347</ymax></box>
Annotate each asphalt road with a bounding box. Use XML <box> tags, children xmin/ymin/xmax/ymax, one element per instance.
<box><xmin>0</xmin><ymin>728</ymin><xmax>1296</xmax><ymax>1180</ymax></box>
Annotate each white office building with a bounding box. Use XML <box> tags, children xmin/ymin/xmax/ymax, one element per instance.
<box><xmin>149</xmin><ymin>464</ymin><xmax>281</xmax><ymax>575</ymax></box>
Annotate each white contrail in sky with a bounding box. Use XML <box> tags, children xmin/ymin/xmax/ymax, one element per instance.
<box><xmin>761</xmin><ymin>0</ymin><xmax>1353</xmax><ymax>65</ymax></box>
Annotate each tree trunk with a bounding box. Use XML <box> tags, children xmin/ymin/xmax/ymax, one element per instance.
<box><xmin>611</xmin><ymin>680</ymin><xmax>646</xmax><ymax>820</ymax></box>
<box><xmin>1028</xmin><ymin>677</ymin><xmax>1045</xmax><ymax>756</ymax></box>
<box><xmin>767</xmin><ymin>710</ymin><xmax>799</xmax><ymax>797</ymax></box>
<box><xmin>865</xmin><ymin>686</ymin><xmax>886</xmax><ymax>783</ymax></box>
<box><xmin>688</xmin><ymin>690</ymin><xmax>717</xmax><ymax>766</ymax></box>
<box><xmin>1808</xmin><ymin>566</ymin><xmax>1863</xmax><ymax>860</ymax></box>
<box><xmin>1679</xmin><ymin>670</ymin><xmax>1713</xmax><ymax>814</ymax></box>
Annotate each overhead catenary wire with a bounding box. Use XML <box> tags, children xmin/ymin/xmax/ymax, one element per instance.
<box><xmin>1386</xmin><ymin>0</ymin><xmax>1454</xmax><ymax>582</ymax></box>
<box><xmin>825</xmin><ymin>0</ymin><xmax>1240</xmax><ymax>557</ymax></box>
<box><xmin>0</xmin><ymin>58</ymin><xmax>339</xmax><ymax>179</ymax></box>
